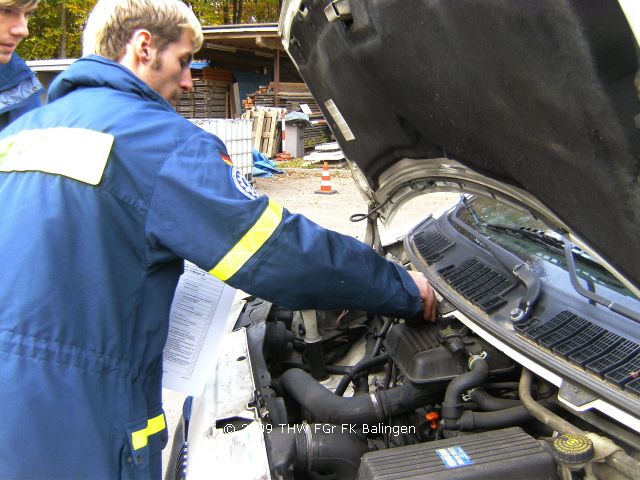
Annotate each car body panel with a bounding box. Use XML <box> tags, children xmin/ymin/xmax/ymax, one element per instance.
<box><xmin>185</xmin><ymin>327</ymin><xmax>270</xmax><ymax>479</ymax></box>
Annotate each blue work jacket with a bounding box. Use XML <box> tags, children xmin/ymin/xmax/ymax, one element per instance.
<box><xmin>0</xmin><ymin>55</ymin><xmax>423</xmax><ymax>479</ymax></box>
<box><xmin>0</xmin><ymin>53</ymin><xmax>43</xmax><ymax>129</ymax></box>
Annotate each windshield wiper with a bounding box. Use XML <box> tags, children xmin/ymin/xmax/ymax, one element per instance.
<box><xmin>485</xmin><ymin>223</ymin><xmax>564</xmax><ymax>253</ymax></box>
<box><xmin>453</xmin><ymin>197</ymin><xmax>541</xmax><ymax>323</ymax></box>
<box><xmin>485</xmin><ymin>223</ymin><xmax>621</xmax><ymax>284</ymax></box>
<box><xmin>562</xmin><ymin>238</ymin><xmax>640</xmax><ymax>323</ymax></box>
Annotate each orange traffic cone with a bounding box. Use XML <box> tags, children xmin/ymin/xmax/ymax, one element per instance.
<box><xmin>315</xmin><ymin>161</ymin><xmax>338</xmax><ymax>195</ymax></box>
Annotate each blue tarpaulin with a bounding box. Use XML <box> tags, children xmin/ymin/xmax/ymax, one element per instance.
<box><xmin>252</xmin><ymin>149</ymin><xmax>285</xmax><ymax>178</ymax></box>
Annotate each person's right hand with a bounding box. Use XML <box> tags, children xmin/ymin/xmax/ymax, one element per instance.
<box><xmin>407</xmin><ymin>270</ymin><xmax>438</xmax><ymax>322</ymax></box>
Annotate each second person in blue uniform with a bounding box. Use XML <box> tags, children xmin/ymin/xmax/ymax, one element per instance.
<box><xmin>0</xmin><ymin>0</ymin><xmax>43</xmax><ymax>129</ymax></box>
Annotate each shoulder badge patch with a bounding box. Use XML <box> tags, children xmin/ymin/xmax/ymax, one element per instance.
<box><xmin>230</xmin><ymin>167</ymin><xmax>258</xmax><ymax>200</ymax></box>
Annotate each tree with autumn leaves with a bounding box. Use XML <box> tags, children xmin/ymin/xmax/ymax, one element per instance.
<box><xmin>18</xmin><ymin>0</ymin><xmax>283</xmax><ymax>60</ymax></box>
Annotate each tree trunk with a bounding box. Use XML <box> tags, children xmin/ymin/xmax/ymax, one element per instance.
<box><xmin>236</xmin><ymin>0</ymin><xmax>243</xmax><ymax>23</ymax></box>
<box><xmin>59</xmin><ymin>1</ymin><xmax>68</xmax><ymax>58</ymax></box>
<box><xmin>223</xmin><ymin>0</ymin><xmax>230</xmax><ymax>24</ymax></box>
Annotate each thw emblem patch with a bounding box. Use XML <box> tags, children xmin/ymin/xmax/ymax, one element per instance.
<box><xmin>230</xmin><ymin>167</ymin><xmax>258</xmax><ymax>200</ymax></box>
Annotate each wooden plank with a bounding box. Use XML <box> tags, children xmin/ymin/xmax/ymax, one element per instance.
<box><xmin>261</xmin><ymin>114</ymin><xmax>273</xmax><ymax>155</ymax></box>
<box><xmin>252</xmin><ymin>111</ymin><xmax>265</xmax><ymax>151</ymax></box>
<box><xmin>232</xmin><ymin>83</ymin><xmax>241</xmax><ymax>119</ymax></box>
<box><xmin>304</xmin><ymin>150</ymin><xmax>345</xmax><ymax>163</ymax></box>
<box><xmin>268</xmin><ymin>82</ymin><xmax>310</xmax><ymax>94</ymax></box>
<box><xmin>314</xmin><ymin>142</ymin><xmax>340</xmax><ymax>151</ymax></box>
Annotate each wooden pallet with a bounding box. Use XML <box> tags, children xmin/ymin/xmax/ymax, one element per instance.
<box><xmin>242</xmin><ymin>107</ymin><xmax>285</xmax><ymax>158</ymax></box>
<box><xmin>177</xmin><ymin>75</ymin><xmax>232</xmax><ymax>119</ymax></box>
<box><xmin>245</xmin><ymin>83</ymin><xmax>332</xmax><ymax>151</ymax></box>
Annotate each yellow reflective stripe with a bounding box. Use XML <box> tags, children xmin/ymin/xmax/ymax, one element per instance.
<box><xmin>131</xmin><ymin>413</ymin><xmax>167</xmax><ymax>451</ymax></box>
<box><xmin>0</xmin><ymin>128</ymin><xmax>113</xmax><ymax>185</ymax></box>
<box><xmin>211</xmin><ymin>200</ymin><xmax>284</xmax><ymax>281</ymax></box>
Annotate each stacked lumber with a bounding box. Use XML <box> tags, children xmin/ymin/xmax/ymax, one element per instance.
<box><xmin>247</xmin><ymin>82</ymin><xmax>315</xmax><ymax>112</ymax></box>
<box><xmin>244</xmin><ymin>82</ymin><xmax>333</xmax><ymax>150</ymax></box>
<box><xmin>242</xmin><ymin>97</ymin><xmax>255</xmax><ymax>110</ymax></box>
<box><xmin>177</xmin><ymin>78</ymin><xmax>229</xmax><ymax>119</ymax></box>
<box><xmin>241</xmin><ymin>107</ymin><xmax>286</xmax><ymax>158</ymax></box>
<box><xmin>177</xmin><ymin>68</ymin><xmax>241</xmax><ymax>119</ymax></box>
<box><xmin>303</xmin><ymin>123</ymin><xmax>333</xmax><ymax>149</ymax></box>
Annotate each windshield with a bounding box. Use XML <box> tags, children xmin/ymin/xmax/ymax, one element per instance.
<box><xmin>453</xmin><ymin>195</ymin><xmax>640</xmax><ymax>305</ymax></box>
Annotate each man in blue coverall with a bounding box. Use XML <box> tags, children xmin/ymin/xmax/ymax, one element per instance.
<box><xmin>0</xmin><ymin>0</ymin><xmax>42</xmax><ymax>129</ymax></box>
<box><xmin>0</xmin><ymin>0</ymin><xmax>437</xmax><ymax>477</ymax></box>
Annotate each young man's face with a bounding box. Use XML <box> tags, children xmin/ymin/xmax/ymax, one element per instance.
<box><xmin>0</xmin><ymin>4</ymin><xmax>37</xmax><ymax>64</ymax></box>
<box><xmin>143</xmin><ymin>29</ymin><xmax>195</xmax><ymax>105</ymax></box>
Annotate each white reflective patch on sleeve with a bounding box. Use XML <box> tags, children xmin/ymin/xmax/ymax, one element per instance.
<box><xmin>0</xmin><ymin>128</ymin><xmax>114</xmax><ymax>185</ymax></box>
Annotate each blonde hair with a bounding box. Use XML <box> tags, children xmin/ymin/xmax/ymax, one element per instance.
<box><xmin>0</xmin><ymin>0</ymin><xmax>38</xmax><ymax>7</ymax></box>
<box><xmin>83</xmin><ymin>0</ymin><xmax>203</xmax><ymax>59</ymax></box>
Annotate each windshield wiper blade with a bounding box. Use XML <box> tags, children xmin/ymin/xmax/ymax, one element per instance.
<box><xmin>486</xmin><ymin>223</ymin><xmax>618</xmax><ymax>280</ymax></box>
<box><xmin>486</xmin><ymin>223</ymin><xmax>564</xmax><ymax>253</ymax></box>
<box><xmin>562</xmin><ymin>238</ymin><xmax>640</xmax><ymax>323</ymax></box>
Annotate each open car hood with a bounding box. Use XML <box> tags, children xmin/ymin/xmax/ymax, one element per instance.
<box><xmin>280</xmin><ymin>0</ymin><xmax>640</xmax><ymax>291</ymax></box>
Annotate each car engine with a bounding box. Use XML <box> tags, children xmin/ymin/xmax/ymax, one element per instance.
<box><xmin>170</xmin><ymin>195</ymin><xmax>640</xmax><ymax>480</ymax></box>
<box><xmin>219</xmin><ymin>233</ymin><xmax>640</xmax><ymax>479</ymax></box>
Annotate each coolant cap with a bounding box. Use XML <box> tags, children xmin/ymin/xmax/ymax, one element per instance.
<box><xmin>552</xmin><ymin>433</ymin><xmax>594</xmax><ymax>465</ymax></box>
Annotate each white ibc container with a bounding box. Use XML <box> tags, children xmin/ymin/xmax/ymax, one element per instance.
<box><xmin>190</xmin><ymin>119</ymin><xmax>254</xmax><ymax>181</ymax></box>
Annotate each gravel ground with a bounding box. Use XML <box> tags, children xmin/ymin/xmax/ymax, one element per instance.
<box><xmin>161</xmin><ymin>168</ymin><xmax>458</xmax><ymax>476</ymax></box>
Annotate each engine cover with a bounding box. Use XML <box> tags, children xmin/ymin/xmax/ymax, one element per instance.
<box><xmin>357</xmin><ymin>427</ymin><xmax>557</xmax><ymax>479</ymax></box>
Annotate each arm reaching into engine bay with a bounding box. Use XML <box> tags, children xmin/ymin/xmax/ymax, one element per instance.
<box><xmin>408</xmin><ymin>270</ymin><xmax>438</xmax><ymax>322</ymax></box>
<box><xmin>148</xmin><ymin>134</ymin><xmax>433</xmax><ymax>323</ymax></box>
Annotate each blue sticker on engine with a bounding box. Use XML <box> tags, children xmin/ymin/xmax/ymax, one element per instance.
<box><xmin>435</xmin><ymin>446</ymin><xmax>474</xmax><ymax>468</ymax></box>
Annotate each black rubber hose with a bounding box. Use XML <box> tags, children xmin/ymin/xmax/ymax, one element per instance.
<box><xmin>382</xmin><ymin>358</ymin><xmax>394</xmax><ymax>390</ymax></box>
<box><xmin>371</xmin><ymin>317</ymin><xmax>393</xmax><ymax>357</ymax></box>
<box><xmin>296</xmin><ymin>424</ymin><xmax>369</xmax><ymax>479</ymax></box>
<box><xmin>267</xmin><ymin>424</ymin><xmax>369</xmax><ymax>480</ymax></box>
<box><xmin>469</xmin><ymin>388</ymin><xmax>522</xmax><ymax>411</ymax></box>
<box><xmin>281</xmin><ymin>363</ymin><xmax>350</xmax><ymax>375</ymax></box>
<box><xmin>457</xmin><ymin>405</ymin><xmax>536</xmax><ymax>431</ymax></box>
<box><xmin>334</xmin><ymin>353</ymin><xmax>390</xmax><ymax>397</ymax></box>
<box><xmin>441</xmin><ymin>358</ymin><xmax>489</xmax><ymax>425</ymax></box>
<box><xmin>280</xmin><ymin>368</ymin><xmax>438</xmax><ymax>425</ymax></box>
<box><xmin>334</xmin><ymin>318</ymin><xmax>393</xmax><ymax>396</ymax></box>
<box><xmin>355</xmin><ymin>375</ymin><xmax>369</xmax><ymax>394</ymax></box>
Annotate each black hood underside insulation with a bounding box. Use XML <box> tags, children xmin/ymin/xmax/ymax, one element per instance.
<box><xmin>285</xmin><ymin>0</ymin><xmax>640</xmax><ymax>287</ymax></box>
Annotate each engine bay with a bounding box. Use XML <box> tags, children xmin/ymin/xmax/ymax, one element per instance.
<box><xmin>231</xmin><ymin>300</ymin><xmax>637</xmax><ymax>479</ymax></box>
<box><xmin>175</xmin><ymin>194</ymin><xmax>640</xmax><ymax>480</ymax></box>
